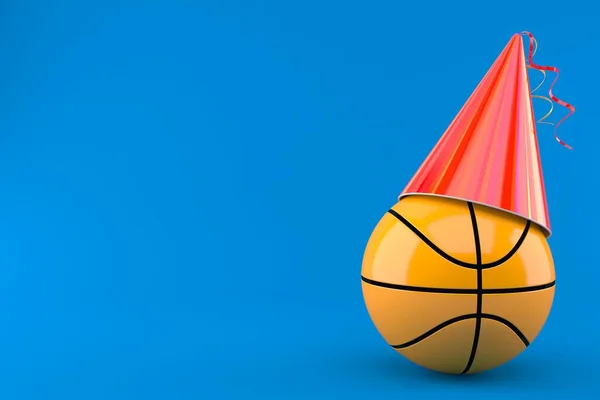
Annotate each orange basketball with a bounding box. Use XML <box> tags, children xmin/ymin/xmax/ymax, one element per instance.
<box><xmin>361</xmin><ymin>195</ymin><xmax>555</xmax><ymax>375</ymax></box>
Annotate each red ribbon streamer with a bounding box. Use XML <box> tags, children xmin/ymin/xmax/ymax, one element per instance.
<box><xmin>521</xmin><ymin>31</ymin><xmax>575</xmax><ymax>150</ymax></box>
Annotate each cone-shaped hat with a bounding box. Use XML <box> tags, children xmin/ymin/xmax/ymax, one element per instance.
<box><xmin>400</xmin><ymin>34</ymin><xmax>552</xmax><ymax>236</ymax></box>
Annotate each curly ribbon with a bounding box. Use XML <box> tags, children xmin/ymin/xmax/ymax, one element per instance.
<box><xmin>527</xmin><ymin>38</ymin><xmax>553</xmax><ymax>125</ymax></box>
<box><xmin>521</xmin><ymin>31</ymin><xmax>575</xmax><ymax>150</ymax></box>
<box><xmin>526</xmin><ymin>36</ymin><xmax>548</xmax><ymax>94</ymax></box>
<box><xmin>526</xmin><ymin>38</ymin><xmax>554</xmax><ymax>126</ymax></box>
<box><xmin>529</xmin><ymin>67</ymin><xmax>547</xmax><ymax>94</ymax></box>
<box><xmin>531</xmin><ymin>94</ymin><xmax>554</xmax><ymax>126</ymax></box>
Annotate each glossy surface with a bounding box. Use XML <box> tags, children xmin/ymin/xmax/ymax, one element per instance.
<box><xmin>362</xmin><ymin>196</ymin><xmax>555</xmax><ymax>289</ymax></box>
<box><xmin>361</xmin><ymin>195</ymin><xmax>555</xmax><ymax>374</ymax></box>
<box><xmin>400</xmin><ymin>34</ymin><xmax>552</xmax><ymax>236</ymax></box>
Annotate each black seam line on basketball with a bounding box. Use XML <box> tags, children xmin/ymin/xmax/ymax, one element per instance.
<box><xmin>462</xmin><ymin>202</ymin><xmax>482</xmax><ymax>375</ymax></box>
<box><xmin>390</xmin><ymin>314</ymin><xmax>530</xmax><ymax>350</ymax></box>
<box><xmin>360</xmin><ymin>276</ymin><xmax>556</xmax><ymax>294</ymax></box>
<box><xmin>386</xmin><ymin>209</ymin><xmax>531</xmax><ymax>269</ymax></box>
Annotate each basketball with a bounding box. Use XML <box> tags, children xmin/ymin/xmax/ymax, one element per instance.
<box><xmin>361</xmin><ymin>195</ymin><xmax>555</xmax><ymax>375</ymax></box>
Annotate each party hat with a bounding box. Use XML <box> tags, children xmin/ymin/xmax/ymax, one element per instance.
<box><xmin>399</xmin><ymin>33</ymin><xmax>563</xmax><ymax>237</ymax></box>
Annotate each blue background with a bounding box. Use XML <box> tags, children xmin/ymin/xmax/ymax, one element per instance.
<box><xmin>0</xmin><ymin>1</ymin><xmax>595</xmax><ymax>398</ymax></box>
